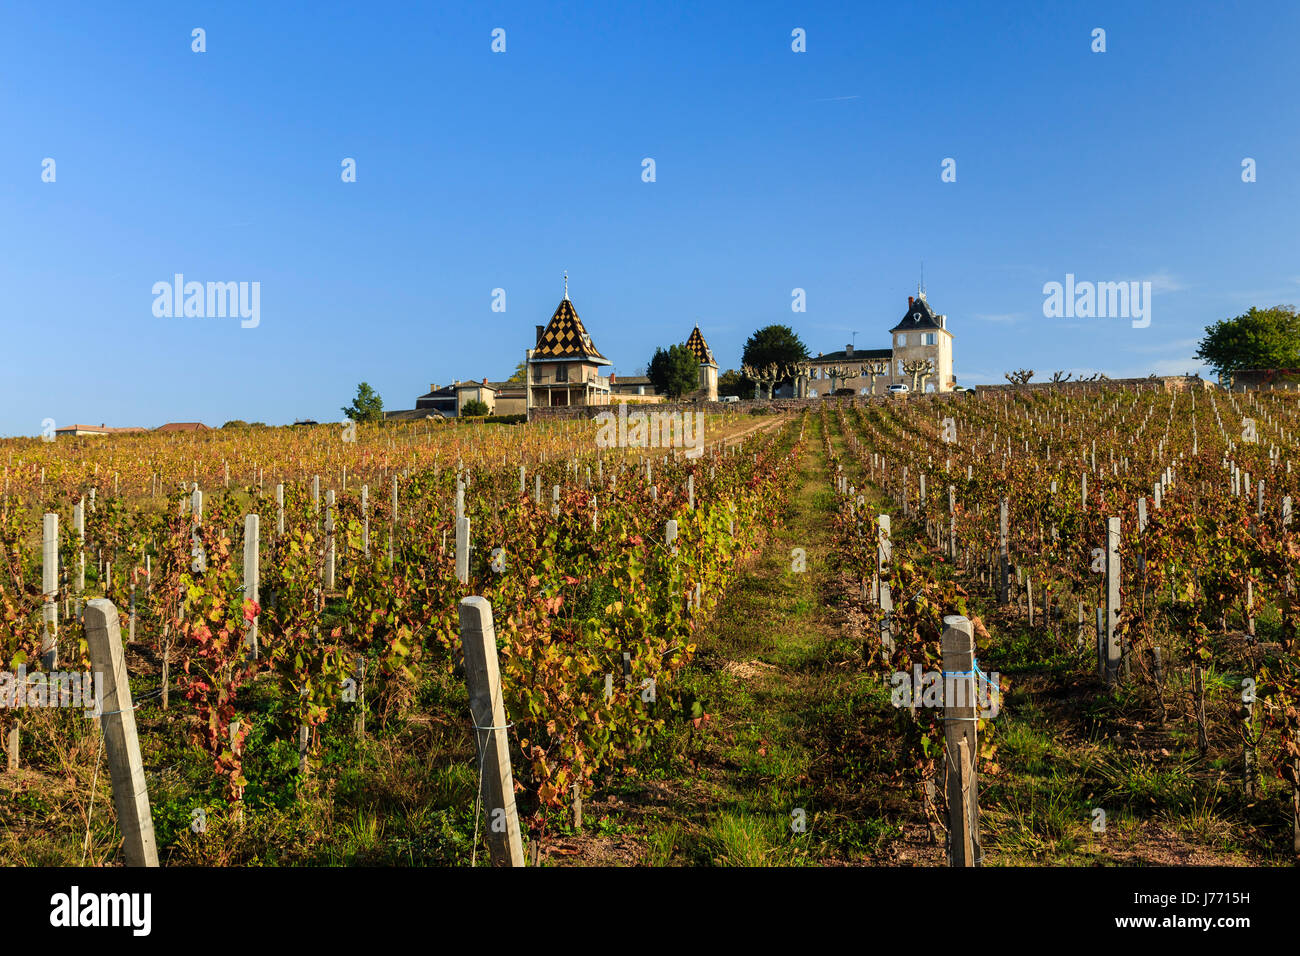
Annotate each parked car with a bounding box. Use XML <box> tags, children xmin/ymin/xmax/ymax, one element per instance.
<box><xmin>887</xmin><ymin>383</ymin><xmax>910</xmax><ymax>395</ymax></box>
<box><xmin>720</xmin><ymin>395</ymin><xmax>740</xmax><ymax>403</ymax></box>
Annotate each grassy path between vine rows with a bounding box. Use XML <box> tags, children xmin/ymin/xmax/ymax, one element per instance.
<box><xmin>550</xmin><ymin>406</ymin><xmax>1292</xmax><ymax>867</ymax></box>
<box><xmin>547</xmin><ymin>412</ymin><xmax>937</xmax><ymax>865</ymax></box>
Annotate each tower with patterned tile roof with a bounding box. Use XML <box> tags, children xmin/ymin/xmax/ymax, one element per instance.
<box><xmin>525</xmin><ymin>276</ymin><xmax>612</xmax><ymax>416</ymax></box>
<box><xmin>684</xmin><ymin>324</ymin><xmax>719</xmax><ymax>401</ymax></box>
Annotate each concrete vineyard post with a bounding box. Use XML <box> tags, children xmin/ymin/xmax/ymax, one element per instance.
<box><xmin>456</xmin><ymin>517</ymin><xmax>470</xmax><ymax>586</ymax></box>
<box><xmin>941</xmin><ymin>616</ymin><xmax>979</xmax><ymax>867</ymax></box>
<box><xmin>244</xmin><ymin>514</ymin><xmax>260</xmax><ymax>659</ymax></box>
<box><xmin>457</xmin><ymin>596</ymin><xmax>526</xmax><ymax>867</ymax></box>
<box><xmin>1105</xmin><ymin>516</ymin><xmax>1122</xmax><ymax>683</ymax></box>
<box><xmin>83</xmin><ymin>600</ymin><xmax>160</xmax><ymax>867</ymax></box>
<box><xmin>276</xmin><ymin>483</ymin><xmax>285</xmax><ymax>536</ymax></box>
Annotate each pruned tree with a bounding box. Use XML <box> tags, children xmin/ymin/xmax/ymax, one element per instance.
<box><xmin>860</xmin><ymin>359</ymin><xmax>890</xmax><ymax>395</ymax></box>
<box><xmin>904</xmin><ymin>359</ymin><xmax>935</xmax><ymax>392</ymax></box>
<box><xmin>821</xmin><ymin>364</ymin><xmax>854</xmax><ymax>394</ymax></box>
<box><xmin>1050</xmin><ymin>371</ymin><xmax>1073</xmax><ymax>384</ymax></box>
<box><xmin>789</xmin><ymin>361</ymin><xmax>814</xmax><ymax>398</ymax></box>
<box><xmin>1004</xmin><ymin>369</ymin><xmax>1034</xmax><ymax>386</ymax></box>
<box><xmin>740</xmin><ymin>362</ymin><xmax>790</xmax><ymax>400</ymax></box>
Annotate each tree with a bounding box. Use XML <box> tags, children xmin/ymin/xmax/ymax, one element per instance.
<box><xmin>507</xmin><ymin>360</ymin><xmax>528</xmax><ymax>384</ymax></box>
<box><xmin>718</xmin><ymin>368</ymin><xmax>753</xmax><ymax>399</ymax></box>
<box><xmin>648</xmin><ymin>344</ymin><xmax>700</xmax><ymax>399</ymax></box>
<box><xmin>1004</xmin><ymin>369</ymin><xmax>1034</xmax><ymax>386</ymax></box>
<box><xmin>221</xmin><ymin>420</ymin><xmax>249</xmax><ymax>429</ymax></box>
<box><xmin>1195</xmin><ymin>305</ymin><xmax>1300</xmax><ymax>379</ymax></box>
<box><xmin>341</xmin><ymin>382</ymin><xmax>384</xmax><ymax>422</ymax></box>
<box><xmin>460</xmin><ymin>399</ymin><xmax>490</xmax><ymax>417</ymax></box>
<box><xmin>741</xmin><ymin>325</ymin><xmax>808</xmax><ymax>394</ymax></box>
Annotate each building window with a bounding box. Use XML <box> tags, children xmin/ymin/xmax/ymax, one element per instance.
<box><xmin>556</xmin><ymin>364</ymin><xmax>568</xmax><ymax>383</ymax></box>
<box><xmin>921</xmin><ymin>333</ymin><xmax>937</xmax><ymax>346</ymax></box>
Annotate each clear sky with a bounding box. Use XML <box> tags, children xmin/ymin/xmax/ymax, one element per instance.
<box><xmin>2</xmin><ymin>0</ymin><xmax>1298</xmax><ymax>434</ymax></box>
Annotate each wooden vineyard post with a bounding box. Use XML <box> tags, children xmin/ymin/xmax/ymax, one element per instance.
<box><xmin>244</xmin><ymin>514</ymin><xmax>260</xmax><ymax>659</ymax></box>
<box><xmin>74</xmin><ymin>499</ymin><xmax>85</xmax><ymax>619</ymax></box>
<box><xmin>1084</xmin><ymin>603</ymin><xmax>1101</xmax><ymax>675</ymax></box>
<box><xmin>275</xmin><ymin>483</ymin><xmax>285</xmax><ymax>537</ymax></box>
<box><xmin>947</xmin><ymin>485</ymin><xmax>956</xmax><ymax>558</ymax></box>
<box><xmin>1152</xmin><ymin>646</ymin><xmax>1167</xmax><ymax>725</ymax></box>
<box><xmin>941</xmin><ymin>616</ymin><xmax>980</xmax><ymax>867</ymax></box>
<box><xmin>5</xmin><ymin>721</ymin><xmax>17</xmax><ymax>772</ymax></box>
<box><xmin>42</xmin><ymin>513</ymin><xmax>58</xmax><ymax>669</ymax></box>
<box><xmin>998</xmin><ymin>498</ymin><xmax>1009</xmax><ymax>606</ymax></box>
<box><xmin>83</xmin><ymin>600</ymin><xmax>160</xmax><ymax>867</ymax></box>
<box><xmin>878</xmin><ymin>515</ymin><xmax>894</xmax><ymax>659</ymax></box>
<box><xmin>458</xmin><ymin>596</ymin><xmax>525</xmax><ymax>867</ymax></box>
<box><xmin>390</xmin><ymin>475</ymin><xmax>398</xmax><ymax>566</ymax></box>
<box><xmin>361</xmin><ymin>485</ymin><xmax>370</xmax><ymax>557</ymax></box>
<box><xmin>1105</xmin><ymin>516</ymin><xmax>1122</xmax><ymax>684</ymax></box>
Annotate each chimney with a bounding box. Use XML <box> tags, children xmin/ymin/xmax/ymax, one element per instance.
<box><xmin>908</xmin><ymin>296</ymin><xmax>914</xmax><ymax>307</ymax></box>
<box><xmin>482</xmin><ymin>377</ymin><xmax>488</xmax><ymax>385</ymax></box>
<box><xmin>535</xmin><ymin>325</ymin><xmax>545</xmax><ymax>345</ymax></box>
<box><xmin>846</xmin><ymin>344</ymin><xmax>854</xmax><ymax>357</ymax></box>
<box><xmin>429</xmin><ymin>383</ymin><xmax>436</xmax><ymax>393</ymax></box>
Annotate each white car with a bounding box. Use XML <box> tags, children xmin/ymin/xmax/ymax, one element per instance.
<box><xmin>888</xmin><ymin>383</ymin><xmax>910</xmax><ymax>395</ymax></box>
<box><xmin>720</xmin><ymin>395</ymin><xmax>740</xmax><ymax>403</ymax></box>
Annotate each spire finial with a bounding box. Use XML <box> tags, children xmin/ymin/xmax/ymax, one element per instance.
<box><xmin>563</xmin><ymin>271</ymin><xmax>569</xmax><ymax>300</ymax></box>
<box><xmin>919</xmin><ymin>261</ymin><xmax>926</xmax><ymax>299</ymax></box>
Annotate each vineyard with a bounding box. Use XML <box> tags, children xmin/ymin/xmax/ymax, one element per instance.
<box><xmin>2</xmin><ymin>387</ymin><xmax>1299</xmax><ymax>866</ymax></box>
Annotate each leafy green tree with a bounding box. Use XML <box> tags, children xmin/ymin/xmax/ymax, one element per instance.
<box><xmin>1195</xmin><ymin>306</ymin><xmax>1300</xmax><ymax>379</ymax></box>
<box><xmin>741</xmin><ymin>324</ymin><xmax>808</xmax><ymax>393</ymax></box>
<box><xmin>460</xmin><ymin>398</ymin><xmax>490</xmax><ymax>417</ymax></box>
<box><xmin>221</xmin><ymin>420</ymin><xmax>249</xmax><ymax>429</ymax></box>
<box><xmin>341</xmin><ymin>382</ymin><xmax>385</xmax><ymax>422</ymax></box>
<box><xmin>718</xmin><ymin>368</ymin><xmax>753</xmax><ymax>399</ymax></box>
<box><xmin>507</xmin><ymin>360</ymin><xmax>528</xmax><ymax>384</ymax></box>
<box><xmin>648</xmin><ymin>344</ymin><xmax>700</xmax><ymax>399</ymax></box>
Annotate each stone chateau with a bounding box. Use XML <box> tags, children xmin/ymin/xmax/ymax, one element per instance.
<box><xmin>385</xmin><ymin>283</ymin><xmax>955</xmax><ymax>420</ymax></box>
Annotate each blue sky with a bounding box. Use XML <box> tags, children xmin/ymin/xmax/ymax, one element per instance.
<box><xmin>2</xmin><ymin>0</ymin><xmax>1298</xmax><ymax>434</ymax></box>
